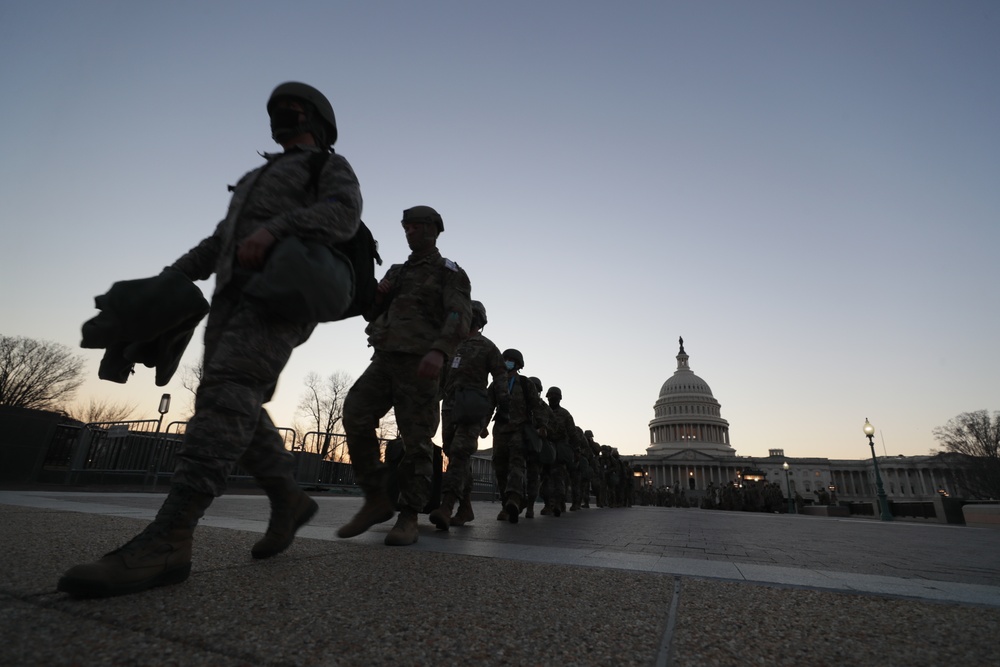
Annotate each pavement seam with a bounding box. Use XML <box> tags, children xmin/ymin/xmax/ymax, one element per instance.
<box><xmin>653</xmin><ymin>576</ymin><xmax>681</xmax><ymax>667</ymax></box>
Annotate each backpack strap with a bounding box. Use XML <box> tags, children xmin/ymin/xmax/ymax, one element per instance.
<box><xmin>304</xmin><ymin>149</ymin><xmax>332</xmax><ymax>197</ymax></box>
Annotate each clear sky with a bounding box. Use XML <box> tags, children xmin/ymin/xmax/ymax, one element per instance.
<box><xmin>2</xmin><ymin>1</ymin><xmax>997</xmax><ymax>461</ymax></box>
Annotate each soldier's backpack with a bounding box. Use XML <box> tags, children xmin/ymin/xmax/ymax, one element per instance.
<box><xmin>305</xmin><ymin>149</ymin><xmax>382</xmax><ymax>321</ymax></box>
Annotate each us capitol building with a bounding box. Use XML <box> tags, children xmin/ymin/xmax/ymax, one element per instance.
<box><xmin>623</xmin><ymin>338</ymin><xmax>966</xmax><ymax>512</ymax></box>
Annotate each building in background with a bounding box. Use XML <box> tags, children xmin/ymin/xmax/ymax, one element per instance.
<box><xmin>625</xmin><ymin>339</ymin><xmax>968</xmax><ymax>516</ymax></box>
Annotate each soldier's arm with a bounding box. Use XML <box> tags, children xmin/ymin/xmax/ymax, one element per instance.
<box><xmin>169</xmin><ymin>219</ymin><xmax>225</xmax><ymax>281</ymax></box>
<box><xmin>364</xmin><ymin>263</ymin><xmax>401</xmax><ymax>322</ymax></box>
<box><xmin>430</xmin><ymin>264</ymin><xmax>472</xmax><ymax>357</ymax></box>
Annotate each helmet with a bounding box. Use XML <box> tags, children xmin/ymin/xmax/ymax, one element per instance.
<box><xmin>402</xmin><ymin>205</ymin><xmax>444</xmax><ymax>233</ymax></box>
<box><xmin>501</xmin><ymin>348</ymin><xmax>524</xmax><ymax>370</ymax></box>
<box><xmin>546</xmin><ymin>386</ymin><xmax>562</xmax><ymax>400</ymax></box>
<box><xmin>267</xmin><ymin>81</ymin><xmax>338</xmax><ymax>145</ymax></box>
<box><xmin>471</xmin><ymin>301</ymin><xmax>487</xmax><ymax>329</ymax></box>
<box><xmin>584</xmin><ymin>430</ymin><xmax>594</xmax><ymax>438</ymax></box>
<box><xmin>528</xmin><ymin>376</ymin><xmax>542</xmax><ymax>393</ymax></box>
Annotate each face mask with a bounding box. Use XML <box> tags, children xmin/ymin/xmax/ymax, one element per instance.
<box><xmin>269</xmin><ymin>107</ymin><xmax>303</xmax><ymax>142</ymax></box>
<box><xmin>505</xmin><ymin>360</ymin><xmax>516</xmax><ymax>370</ymax></box>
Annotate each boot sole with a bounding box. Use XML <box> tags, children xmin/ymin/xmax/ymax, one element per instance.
<box><xmin>57</xmin><ymin>563</ymin><xmax>192</xmax><ymax>599</ymax></box>
<box><xmin>504</xmin><ymin>501</ymin><xmax>519</xmax><ymax>524</ymax></box>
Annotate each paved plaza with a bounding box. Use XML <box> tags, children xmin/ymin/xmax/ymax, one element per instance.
<box><xmin>2</xmin><ymin>488</ymin><xmax>999</xmax><ymax>666</ymax></box>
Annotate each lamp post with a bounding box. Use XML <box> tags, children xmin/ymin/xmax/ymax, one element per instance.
<box><xmin>864</xmin><ymin>418</ymin><xmax>893</xmax><ymax>521</ymax></box>
<box><xmin>156</xmin><ymin>393</ymin><xmax>171</xmax><ymax>432</ymax></box>
<box><xmin>782</xmin><ymin>462</ymin><xmax>796</xmax><ymax>514</ymax></box>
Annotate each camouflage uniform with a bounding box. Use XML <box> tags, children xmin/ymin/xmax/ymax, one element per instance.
<box><xmin>543</xmin><ymin>402</ymin><xmax>578</xmax><ymax>514</ymax></box>
<box><xmin>525</xmin><ymin>396</ymin><xmax>555</xmax><ymax>517</ymax></box>
<box><xmin>573</xmin><ymin>426</ymin><xmax>594</xmax><ymax>508</ymax></box>
<box><xmin>490</xmin><ymin>375</ymin><xmax>548</xmax><ymax>508</ymax></box>
<box><xmin>342</xmin><ymin>248</ymin><xmax>471</xmax><ymax>513</ymax></box>
<box><xmin>170</xmin><ymin>147</ymin><xmax>362</xmax><ymax>496</ymax></box>
<box><xmin>440</xmin><ymin>332</ymin><xmax>507</xmax><ymax>501</ymax></box>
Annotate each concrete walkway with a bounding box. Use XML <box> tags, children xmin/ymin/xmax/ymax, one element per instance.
<box><xmin>1</xmin><ymin>489</ymin><xmax>998</xmax><ymax>666</ymax></box>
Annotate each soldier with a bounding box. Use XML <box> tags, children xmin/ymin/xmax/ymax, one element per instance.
<box><xmin>542</xmin><ymin>386</ymin><xmax>577</xmax><ymax>516</ymax></box>
<box><xmin>58</xmin><ymin>82</ymin><xmax>362</xmax><ymax>598</ymax></box>
<box><xmin>428</xmin><ymin>301</ymin><xmax>508</xmax><ymax>530</ymax></box>
<box><xmin>489</xmin><ymin>348</ymin><xmax>548</xmax><ymax>523</ymax></box>
<box><xmin>337</xmin><ymin>205</ymin><xmax>472</xmax><ymax>546</ymax></box>
<box><xmin>569</xmin><ymin>425</ymin><xmax>590</xmax><ymax>511</ymax></box>
<box><xmin>581</xmin><ymin>429</ymin><xmax>601</xmax><ymax>508</ymax></box>
<box><xmin>525</xmin><ymin>377</ymin><xmax>556</xmax><ymax>519</ymax></box>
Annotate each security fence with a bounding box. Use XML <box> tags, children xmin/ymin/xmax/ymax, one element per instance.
<box><xmin>35</xmin><ymin>418</ymin><xmax>498</xmax><ymax>499</ymax></box>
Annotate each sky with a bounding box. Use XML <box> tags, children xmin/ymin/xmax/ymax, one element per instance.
<box><xmin>2</xmin><ymin>1</ymin><xmax>998</xmax><ymax>461</ymax></box>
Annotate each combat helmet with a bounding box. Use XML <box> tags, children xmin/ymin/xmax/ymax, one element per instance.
<box><xmin>402</xmin><ymin>205</ymin><xmax>444</xmax><ymax>233</ymax></box>
<box><xmin>267</xmin><ymin>81</ymin><xmax>338</xmax><ymax>145</ymax></box>
<box><xmin>502</xmin><ymin>348</ymin><xmax>524</xmax><ymax>370</ymax></box>
<box><xmin>546</xmin><ymin>386</ymin><xmax>562</xmax><ymax>400</ymax></box>
<box><xmin>528</xmin><ymin>377</ymin><xmax>543</xmax><ymax>393</ymax></box>
<box><xmin>471</xmin><ymin>300</ymin><xmax>488</xmax><ymax>329</ymax></box>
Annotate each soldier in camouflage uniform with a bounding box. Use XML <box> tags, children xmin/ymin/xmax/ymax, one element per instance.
<box><xmin>337</xmin><ymin>205</ymin><xmax>472</xmax><ymax>547</ymax></box>
<box><xmin>542</xmin><ymin>386</ymin><xmax>577</xmax><ymax>516</ymax></box>
<box><xmin>489</xmin><ymin>349</ymin><xmax>549</xmax><ymax>523</ymax></box>
<box><xmin>59</xmin><ymin>82</ymin><xmax>362</xmax><ymax>598</ymax></box>
<box><xmin>573</xmin><ymin>426</ymin><xmax>594</xmax><ymax>509</ymax></box>
<box><xmin>428</xmin><ymin>301</ymin><xmax>508</xmax><ymax>530</ymax></box>
<box><xmin>525</xmin><ymin>377</ymin><xmax>556</xmax><ymax>519</ymax></box>
<box><xmin>585</xmin><ymin>430</ymin><xmax>605</xmax><ymax>507</ymax></box>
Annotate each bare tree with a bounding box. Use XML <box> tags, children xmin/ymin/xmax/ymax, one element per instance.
<box><xmin>296</xmin><ymin>371</ymin><xmax>353</xmax><ymax>459</ymax></box>
<box><xmin>376</xmin><ymin>408</ymin><xmax>399</xmax><ymax>442</ymax></box>
<box><xmin>0</xmin><ymin>335</ymin><xmax>85</xmax><ymax>411</ymax></box>
<box><xmin>66</xmin><ymin>397</ymin><xmax>138</xmax><ymax>423</ymax></box>
<box><xmin>933</xmin><ymin>410</ymin><xmax>1000</xmax><ymax>500</ymax></box>
<box><xmin>179</xmin><ymin>362</ymin><xmax>203</xmax><ymax>418</ymax></box>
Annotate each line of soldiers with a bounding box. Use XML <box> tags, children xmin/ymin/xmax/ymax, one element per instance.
<box><xmin>478</xmin><ymin>347</ymin><xmax>634</xmax><ymax>524</ymax></box>
<box><xmin>56</xmin><ymin>80</ymin><xmax>633</xmax><ymax>602</ymax></box>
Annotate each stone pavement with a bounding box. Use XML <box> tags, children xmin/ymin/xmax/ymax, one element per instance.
<box><xmin>1</xmin><ymin>489</ymin><xmax>998</xmax><ymax>666</ymax></box>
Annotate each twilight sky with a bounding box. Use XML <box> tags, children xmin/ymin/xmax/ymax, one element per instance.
<box><xmin>2</xmin><ymin>1</ymin><xmax>997</xmax><ymax>461</ymax></box>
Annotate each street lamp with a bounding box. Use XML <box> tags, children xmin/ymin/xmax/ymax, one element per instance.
<box><xmin>864</xmin><ymin>418</ymin><xmax>893</xmax><ymax>521</ymax></box>
<box><xmin>782</xmin><ymin>462</ymin><xmax>796</xmax><ymax>514</ymax></box>
<box><xmin>156</xmin><ymin>393</ymin><xmax>171</xmax><ymax>432</ymax></box>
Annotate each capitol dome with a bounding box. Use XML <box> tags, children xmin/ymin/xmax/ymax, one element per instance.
<box><xmin>647</xmin><ymin>338</ymin><xmax>734</xmax><ymax>456</ymax></box>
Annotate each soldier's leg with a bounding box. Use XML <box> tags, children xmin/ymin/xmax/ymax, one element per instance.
<box><xmin>492</xmin><ymin>429</ymin><xmax>511</xmax><ymax>505</ymax></box>
<box><xmin>503</xmin><ymin>428</ymin><xmax>526</xmax><ymax>523</ymax></box>
<box><xmin>338</xmin><ymin>356</ymin><xmax>396</xmax><ymax>539</ymax></box>
<box><xmin>430</xmin><ymin>420</ymin><xmax>476</xmax><ymax>530</ymax></box>
<box><xmin>524</xmin><ymin>455</ymin><xmax>541</xmax><ymax>518</ymax></box>
<box><xmin>385</xmin><ymin>353</ymin><xmax>439</xmax><ymax>546</ymax></box>
<box><xmin>569</xmin><ymin>465</ymin><xmax>582</xmax><ymax>511</ymax></box>
<box><xmin>173</xmin><ymin>296</ymin><xmax>311</xmax><ymax>496</ymax></box>
<box><xmin>239</xmin><ymin>410</ymin><xmax>318</xmax><ymax>559</ymax></box>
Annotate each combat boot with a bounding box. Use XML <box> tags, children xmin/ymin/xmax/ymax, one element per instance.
<box><xmin>251</xmin><ymin>477</ymin><xmax>319</xmax><ymax>559</ymax></box>
<box><xmin>428</xmin><ymin>493</ymin><xmax>457</xmax><ymax>531</ymax></box>
<box><xmin>540</xmin><ymin>504</ymin><xmax>552</xmax><ymax>516</ymax></box>
<box><xmin>57</xmin><ymin>484</ymin><xmax>214</xmax><ymax>598</ymax></box>
<box><xmin>338</xmin><ymin>489</ymin><xmax>395</xmax><ymax>538</ymax></box>
<box><xmin>497</xmin><ymin>507</ymin><xmax>509</xmax><ymax>521</ymax></box>
<box><xmin>384</xmin><ymin>508</ymin><xmax>419</xmax><ymax>546</ymax></box>
<box><xmin>504</xmin><ymin>493</ymin><xmax>521</xmax><ymax>524</ymax></box>
<box><xmin>569</xmin><ymin>501</ymin><xmax>581</xmax><ymax>511</ymax></box>
<box><xmin>524</xmin><ymin>502</ymin><xmax>535</xmax><ymax>519</ymax></box>
<box><xmin>450</xmin><ymin>489</ymin><xmax>475</xmax><ymax>526</ymax></box>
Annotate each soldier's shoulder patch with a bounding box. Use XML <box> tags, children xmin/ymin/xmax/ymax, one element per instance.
<box><xmin>442</xmin><ymin>258</ymin><xmax>460</xmax><ymax>272</ymax></box>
